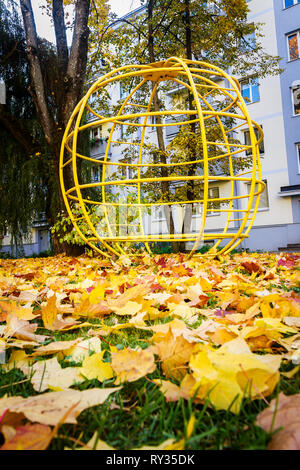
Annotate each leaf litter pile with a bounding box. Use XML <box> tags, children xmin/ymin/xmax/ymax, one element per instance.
<box><xmin>0</xmin><ymin>251</ymin><xmax>299</xmax><ymax>450</ymax></box>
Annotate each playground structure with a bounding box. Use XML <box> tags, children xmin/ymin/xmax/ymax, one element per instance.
<box><xmin>59</xmin><ymin>57</ymin><xmax>264</xmax><ymax>258</ymax></box>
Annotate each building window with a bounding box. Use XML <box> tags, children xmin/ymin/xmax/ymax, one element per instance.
<box><xmin>297</xmin><ymin>143</ymin><xmax>300</xmax><ymax>173</ymax></box>
<box><xmin>292</xmin><ymin>85</ymin><xmax>300</xmax><ymax>115</ymax></box>
<box><xmin>192</xmin><ymin>187</ymin><xmax>220</xmax><ymax>216</ymax></box>
<box><xmin>284</xmin><ymin>0</ymin><xmax>300</xmax><ymax>8</ymax></box>
<box><xmin>243</xmin><ymin>126</ymin><xmax>265</xmax><ymax>156</ymax></box>
<box><xmin>90</xmin><ymin>126</ymin><xmax>102</xmax><ymax>142</ymax></box>
<box><xmin>91</xmin><ymin>165</ymin><xmax>102</xmax><ymax>182</ymax></box>
<box><xmin>246</xmin><ymin>180</ymin><xmax>269</xmax><ymax>210</ymax></box>
<box><xmin>154</xmin><ymin>206</ymin><xmax>165</xmax><ymax>220</ymax></box>
<box><xmin>240</xmin><ymin>77</ymin><xmax>260</xmax><ymax>103</ymax></box>
<box><xmin>287</xmin><ymin>32</ymin><xmax>300</xmax><ymax>61</ymax></box>
<box><xmin>119</xmin><ymin>159</ymin><xmax>134</xmax><ymax>180</ymax></box>
<box><xmin>207</xmin><ymin>187</ymin><xmax>220</xmax><ymax>215</ymax></box>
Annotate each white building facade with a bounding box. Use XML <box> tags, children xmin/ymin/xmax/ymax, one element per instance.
<box><xmin>86</xmin><ymin>0</ymin><xmax>299</xmax><ymax>253</ymax></box>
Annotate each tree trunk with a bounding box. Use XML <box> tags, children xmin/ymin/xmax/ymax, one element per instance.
<box><xmin>179</xmin><ymin>0</ymin><xmax>196</xmax><ymax>252</ymax></box>
<box><xmin>148</xmin><ymin>0</ymin><xmax>180</xmax><ymax>252</ymax></box>
<box><xmin>19</xmin><ymin>0</ymin><xmax>91</xmax><ymax>255</ymax></box>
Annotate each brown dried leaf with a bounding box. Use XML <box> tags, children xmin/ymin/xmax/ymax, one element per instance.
<box><xmin>0</xmin><ymin>423</ymin><xmax>53</xmax><ymax>450</ymax></box>
<box><xmin>0</xmin><ymin>388</ymin><xmax>122</xmax><ymax>426</ymax></box>
<box><xmin>256</xmin><ymin>393</ymin><xmax>300</xmax><ymax>450</ymax></box>
<box><xmin>153</xmin><ymin>328</ymin><xmax>195</xmax><ymax>380</ymax></box>
<box><xmin>4</xmin><ymin>316</ymin><xmax>49</xmax><ymax>343</ymax></box>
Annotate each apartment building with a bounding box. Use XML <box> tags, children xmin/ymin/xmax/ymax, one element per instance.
<box><xmin>86</xmin><ymin>0</ymin><xmax>299</xmax><ymax>253</ymax></box>
<box><xmin>231</xmin><ymin>0</ymin><xmax>300</xmax><ymax>252</ymax></box>
<box><xmin>273</xmin><ymin>0</ymin><xmax>300</xmax><ymax>249</ymax></box>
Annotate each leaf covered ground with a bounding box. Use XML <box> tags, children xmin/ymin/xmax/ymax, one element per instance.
<box><xmin>0</xmin><ymin>251</ymin><xmax>299</xmax><ymax>450</ymax></box>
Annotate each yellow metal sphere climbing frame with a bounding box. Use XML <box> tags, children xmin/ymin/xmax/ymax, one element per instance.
<box><xmin>60</xmin><ymin>57</ymin><xmax>264</xmax><ymax>259</ymax></box>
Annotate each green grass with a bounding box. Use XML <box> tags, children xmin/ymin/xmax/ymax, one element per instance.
<box><xmin>1</xmin><ymin>317</ymin><xmax>296</xmax><ymax>451</ymax></box>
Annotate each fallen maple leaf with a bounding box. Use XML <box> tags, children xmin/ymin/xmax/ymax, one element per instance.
<box><xmin>4</xmin><ymin>316</ymin><xmax>49</xmax><ymax>343</ymax></box>
<box><xmin>153</xmin><ymin>328</ymin><xmax>196</xmax><ymax>380</ymax></box>
<box><xmin>0</xmin><ymin>423</ymin><xmax>53</xmax><ymax>450</ymax></box>
<box><xmin>28</xmin><ymin>356</ymin><xmax>83</xmax><ymax>392</ymax></box>
<box><xmin>132</xmin><ymin>438</ymin><xmax>179</xmax><ymax>450</ymax></box>
<box><xmin>153</xmin><ymin>379</ymin><xmax>182</xmax><ymax>402</ymax></box>
<box><xmin>0</xmin><ymin>300</ymin><xmax>36</xmax><ymax>321</ymax></box>
<box><xmin>0</xmin><ymin>388</ymin><xmax>122</xmax><ymax>426</ymax></box>
<box><xmin>256</xmin><ymin>393</ymin><xmax>300</xmax><ymax>450</ymax></box>
<box><xmin>79</xmin><ymin>351</ymin><xmax>114</xmax><ymax>382</ymax></box>
<box><xmin>186</xmin><ymin>338</ymin><xmax>281</xmax><ymax>413</ymax></box>
<box><xmin>41</xmin><ymin>294</ymin><xmax>59</xmax><ymax>330</ymax></box>
<box><xmin>30</xmin><ymin>338</ymin><xmax>81</xmax><ymax>357</ymax></box>
<box><xmin>111</xmin><ymin>347</ymin><xmax>156</xmax><ymax>384</ymax></box>
<box><xmin>62</xmin><ymin>336</ymin><xmax>102</xmax><ymax>363</ymax></box>
<box><xmin>241</xmin><ymin>259</ymin><xmax>265</xmax><ymax>274</ymax></box>
<box><xmin>74</xmin><ymin>297</ymin><xmax>112</xmax><ymax>317</ymax></box>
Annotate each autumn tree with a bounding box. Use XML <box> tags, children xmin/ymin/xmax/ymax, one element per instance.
<box><xmin>0</xmin><ymin>1</ymin><xmax>51</xmax><ymax>255</ymax></box>
<box><xmin>0</xmin><ymin>0</ymin><xmax>111</xmax><ymax>255</ymax></box>
<box><xmin>90</xmin><ymin>0</ymin><xmax>281</xmax><ymax>252</ymax></box>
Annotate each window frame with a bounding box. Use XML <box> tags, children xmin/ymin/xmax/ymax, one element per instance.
<box><xmin>240</xmin><ymin>77</ymin><xmax>260</xmax><ymax>104</ymax></box>
<box><xmin>291</xmin><ymin>85</ymin><xmax>300</xmax><ymax>116</ymax></box>
<box><xmin>283</xmin><ymin>0</ymin><xmax>300</xmax><ymax>9</ymax></box>
<box><xmin>296</xmin><ymin>143</ymin><xmax>300</xmax><ymax>173</ymax></box>
<box><xmin>287</xmin><ymin>31</ymin><xmax>300</xmax><ymax>61</ymax></box>
<box><xmin>153</xmin><ymin>206</ymin><xmax>165</xmax><ymax>221</ymax></box>
<box><xmin>192</xmin><ymin>187</ymin><xmax>221</xmax><ymax>218</ymax></box>
<box><xmin>246</xmin><ymin>179</ymin><xmax>269</xmax><ymax>211</ymax></box>
<box><xmin>243</xmin><ymin>125</ymin><xmax>265</xmax><ymax>156</ymax></box>
<box><xmin>91</xmin><ymin>164</ymin><xmax>102</xmax><ymax>183</ymax></box>
<box><xmin>119</xmin><ymin>158</ymin><xmax>134</xmax><ymax>180</ymax></box>
<box><xmin>90</xmin><ymin>125</ymin><xmax>102</xmax><ymax>141</ymax></box>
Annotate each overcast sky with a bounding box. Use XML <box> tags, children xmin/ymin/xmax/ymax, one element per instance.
<box><xmin>31</xmin><ymin>0</ymin><xmax>142</xmax><ymax>44</ymax></box>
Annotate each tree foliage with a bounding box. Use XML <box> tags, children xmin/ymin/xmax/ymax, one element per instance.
<box><xmin>0</xmin><ymin>1</ymin><xmax>52</xmax><ymax>255</ymax></box>
<box><xmin>0</xmin><ymin>0</ymin><xmax>110</xmax><ymax>255</ymax></box>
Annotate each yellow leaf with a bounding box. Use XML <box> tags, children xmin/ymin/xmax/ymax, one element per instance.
<box><xmin>111</xmin><ymin>347</ymin><xmax>156</xmax><ymax>384</ymax></box>
<box><xmin>41</xmin><ymin>294</ymin><xmax>58</xmax><ymax>330</ymax></box>
<box><xmin>88</xmin><ymin>283</ymin><xmax>107</xmax><ymax>304</ymax></box>
<box><xmin>153</xmin><ymin>328</ymin><xmax>196</xmax><ymax>380</ymax></box>
<box><xmin>31</xmin><ymin>338</ymin><xmax>81</xmax><ymax>357</ymax></box>
<box><xmin>112</xmin><ymin>300</ymin><xmax>142</xmax><ymax>316</ymax></box>
<box><xmin>132</xmin><ymin>438</ymin><xmax>178</xmax><ymax>450</ymax></box>
<box><xmin>29</xmin><ymin>357</ymin><xmax>83</xmax><ymax>392</ymax></box>
<box><xmin>187</xmin><ymin>338</ymin><xmax>281</xmax><ymax>413</ymax></box>
<box><xmin>0</xmin><ymin>388</ymin><xmax>122</xmax><ymax>426</ymax></box>
<box><xmin>153</xmin><ymin>379</ymin><xmax>182</xmax><ymax>402</ymax></box>
<box><xmin>3</xmin><ymin>349</ymin><xmax>33</xmax><ymax>374</ymax></box>
<box><xmin>79</xmin><ymin>351</ymin><xmax>114</xmax><ymax>382</ymax></box>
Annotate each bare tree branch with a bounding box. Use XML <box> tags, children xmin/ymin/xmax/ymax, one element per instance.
<box><xmin>52</xmin><ymin>0</ymin><xmax>69</xmax><ymax>73</ymax></box>
<box><xmin>67</xmin><ymin>0</ymin><xmax>90</xmax><ymax>84</ymax></box>
<box><xmin>19</xmin><ymin>0</ymin><xmax>55</xmax><ymax>144</ymax></box>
